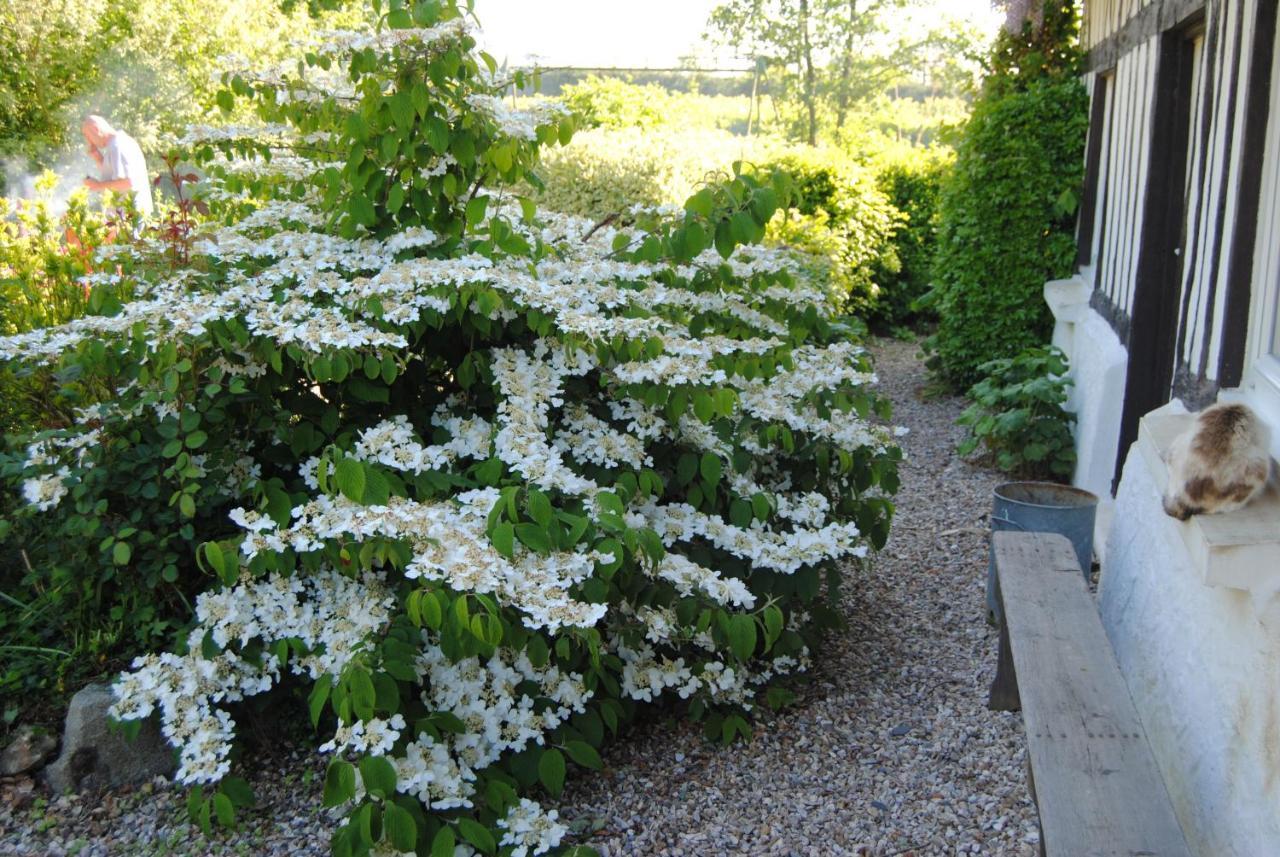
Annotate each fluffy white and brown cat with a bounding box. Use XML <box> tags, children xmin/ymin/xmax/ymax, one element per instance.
<box><xmin>1162</xmin><ymin>402</ymin><xmax>1273</xmax><ymax>520</ymax></box>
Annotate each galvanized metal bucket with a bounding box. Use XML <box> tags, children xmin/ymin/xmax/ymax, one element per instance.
<box><xmin>986</xmin><ymin>481</ymin><xmax>1099</xmax><ymax>623</ymax></box>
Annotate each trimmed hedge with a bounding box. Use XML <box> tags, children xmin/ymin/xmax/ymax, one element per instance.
<box><xmin>760</xmin><ymin>148</ymin><xmax>902</xmax><ymax>316</ymax></box>
<box><xmin>926</xmin><ymin>4</ymin><xmax>1088</xmax><ymax>388</ymax></box>
<box><xmin>871</xmin><ymin>151</ymin><xmax>951</xmax><ymax>328</ymax></box>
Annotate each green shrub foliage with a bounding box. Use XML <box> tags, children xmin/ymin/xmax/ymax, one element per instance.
<box><xmin>926</xmin><ymin>3</ymin><xmax>1087</xmax><ymax>388</ymax></box>
<box><xmin>560</xmin><ymin>76</ymin><xmax>672</xmax><ymax>130</ymax></box>
<box><xmin>957</xmin><ymin>345</ymin><xmax>1076</xmax><ymax>480</ymax></box>
<box><xmin>762</xmin><ymin>148</ymin><xmax>903</xmax><ymax>316</ymax></box>
<box><xmin>871</xmin><ymin>150</ymin><xmax>951</xmax><ymax>328</ymax></box>
<box><xmin>0</xmin><ymin>2</ymin><xmax>900</xmax><ymax>853</ymax></box>
<box><xmin>531</xmin><ymin>127</ymin><xmax>783</xmax><ymax>220</ymax></box>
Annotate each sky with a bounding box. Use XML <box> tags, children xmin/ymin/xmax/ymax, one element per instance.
<box><xmin>471</xmin><ymin>0</ymin><xmax>1005</xmax><ymax>70</ymax></box>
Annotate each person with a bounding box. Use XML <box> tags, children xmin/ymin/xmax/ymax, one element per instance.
<box><xmin>80</xmin><ymin>115</ymin><xmax>154</xmax><ymax>218</ymax></box>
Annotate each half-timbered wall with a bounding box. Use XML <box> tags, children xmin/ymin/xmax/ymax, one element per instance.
<box><xmin>1082</xmin><ymin>0</ymin><xmax>1273</xmax><ymax>404</ymax></box>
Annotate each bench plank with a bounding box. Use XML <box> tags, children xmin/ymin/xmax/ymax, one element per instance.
<box><xmin>992</xmin><ymin>531</ymin><xmax>1191</xmax><ymax>857</ymax></box>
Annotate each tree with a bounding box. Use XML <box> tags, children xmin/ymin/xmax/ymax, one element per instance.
<box><xmin>706</xmin><ymin>0</ymin><xmax>951</xmax><ymax>145</ymax></box>
<box><xmin>0</xmin><ymin>0</ymin><xmax>121</xmax><ymax>158</ymax></box>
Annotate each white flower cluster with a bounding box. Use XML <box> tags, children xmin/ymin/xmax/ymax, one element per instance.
<box><xmin>21</xmin><ymin>471</ymin><xmax>70</xmax><ymax>511</ymax></box>
<box><xmin>497</xmin><ymin>798</ymin><xmax>568</xmax><ymax>857</ymax></box>
<box><xmin>553</xmin><ymin>403</ymin><xmax>652</xmax><ymax>470</ymax></box>
<box><xmin>614</xmin><ymin>639</ymin><xmax>809</xmax><ymax>711</ymax></box>
<box><xmin>312</xmin><ymin>19</ymin><xmax>470</xmax><ymax>57</ymax></box>
<box><xmin>490</xmin><ymin>342</ymin><xmax>598</xmax><ymax>495</ymax></box>
<box><xmin>353</xmin><ymin>411</ymin><xmax>492</xmax><ymax>475</ymax></box>
<box><xmin>18</xmin><ymin>429</ymin><xmax>102</xmax><ymax>511</ymax></box>
<box><xmin>110</xmin><ymin>569</ymin><xmax>394</xmax><ymax>783</ymax></box>
<box><xmin>466</xmin><ymin>95</ymin><xmax>568</xmax><ymax>142</ymax></box>
<box><xmin>234</xmin><ymin>489</ymin><xmax>608</xmax><ymax>632</ymax></box>
<box><xmin>391</xmin><ymin>644</ymin><xmax>590</xmax><ymax>810</ymax></box>
<box><xmin>629</xmin><ymin>500</ymin><xmax>868</xmax><ymax>575</ymax></box>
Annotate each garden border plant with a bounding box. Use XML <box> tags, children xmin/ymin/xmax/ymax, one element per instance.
<box><xmin>1</xmin><ymin>2</ymin><xmax>901</xmax><ymax>855</ymax></box>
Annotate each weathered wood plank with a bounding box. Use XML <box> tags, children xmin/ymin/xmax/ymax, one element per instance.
<box><xmin>1087</xmin><ymin>0</ymin><xmax>1207</xmax><ymax>71</ymax></box>
<box><xmin>993</xmin><ymin>532</ymin><xmax>1192</xmax><ymax>857</ymax></box>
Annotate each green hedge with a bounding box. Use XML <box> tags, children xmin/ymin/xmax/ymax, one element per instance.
<box><xmin>871</xmin><ymin>151</ymin><xmax>950</xmax><ymax>328</ymax></box>
<box><xmin>926</xmin><ymin>5</ymin><xmax>1088</xmax><ymax>388</ymax></box>
<box><xmin>759</xmin><ymin>148</ymin><xmax>902</xmax><ymax>316</ymax></box>
<box><xmin>560</xmin><ymin>75</ymin><xmax>672</xmax><ymax>130</ymax></box>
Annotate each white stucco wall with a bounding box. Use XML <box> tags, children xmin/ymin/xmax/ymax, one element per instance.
<box><xmin>1045</xmin><ymin>278</ymin><xmax>1128</xmax><ymax>553</ymax></box>
<box><xmin>1100</xmin><ymin>431</ymin><xmax>1280</xmax><ymax>856</ymax></box>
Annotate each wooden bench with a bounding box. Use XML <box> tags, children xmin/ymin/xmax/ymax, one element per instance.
<box><xmin>988</xmin><ymin>531</ymin><xmax>1192</xmax><ymax>857</ymax></box>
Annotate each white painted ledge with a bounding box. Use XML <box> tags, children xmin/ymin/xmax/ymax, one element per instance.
<box><xmin>1137</xmin><ymin>411</ymin><xmax>1280</xmax><ymax>596</ymax></box>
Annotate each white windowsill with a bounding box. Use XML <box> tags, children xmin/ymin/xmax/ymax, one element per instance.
<box><xmin>1137</xmin><ymin>412</ymin><xmax>1280</xmax><ymax>593</ymax></box>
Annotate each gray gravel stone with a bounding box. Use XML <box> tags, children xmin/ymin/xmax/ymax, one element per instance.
<box><xmin>43</xmin><ymin>683</ymin><xmax>175</xmax><ymax>794</ymax></box>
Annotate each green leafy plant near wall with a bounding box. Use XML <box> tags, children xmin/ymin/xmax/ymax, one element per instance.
<box><xmin>925</xmin><ymin>1</ymin><xmax>1088</xmax><ymax>389</ymax></box>
<box><xmin>957</xmin><ymin>345</ymin><xmax>1076</xmax><ymax>480</ymax></box>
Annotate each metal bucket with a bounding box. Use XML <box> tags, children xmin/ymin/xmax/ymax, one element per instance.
<box><xmin>986</xmin><ymin>481</ymin><xmax>1099</xmax><ymax>623</ymax></box>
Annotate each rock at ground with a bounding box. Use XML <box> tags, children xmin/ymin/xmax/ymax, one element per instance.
<box><xmin>0</xmin><ymin>726</ymin><xmax>58</xmax><ymax>776</ymax></box>
<box><xmin>0</xmin><ymin>775</ymin><xmax>37</xmax><ymax>811</ymax></box>
<box><xmin>42</xmin><ymin>683</ymin><xmax>175</xmax><ymax>793</ymax></box>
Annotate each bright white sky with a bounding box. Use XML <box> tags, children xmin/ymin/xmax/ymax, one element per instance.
<box><xmin>472</xmin><ymin>0</ymin><xmax>1004</xmax><ymax>69</ymax></box>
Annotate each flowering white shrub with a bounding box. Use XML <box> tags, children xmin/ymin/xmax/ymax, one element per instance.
<box><xmin>0</xmin><ymin>2</ymin><xmax>900</xmax><ymax>855</ymax></box>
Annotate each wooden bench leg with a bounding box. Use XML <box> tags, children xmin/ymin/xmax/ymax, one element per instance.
<box><xmin>988</xmin><ymin>577</ymin><xmax>1021</xmax><ymax>711</ymax></box>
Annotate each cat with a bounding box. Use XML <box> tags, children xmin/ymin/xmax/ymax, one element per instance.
<box><xmin>1162</xmin><ymin>402</ymin><xmax>1272</xmax><ymax>520</ymax></box>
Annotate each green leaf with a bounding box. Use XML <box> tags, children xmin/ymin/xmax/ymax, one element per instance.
<box><xmin>309</xmin><ymin>674</ymin><xmax>333</xmax><ymax>728</ymax></box>
<box><xmin>349</xmin><ymin>668</ymin><xmax>376</xmax><ymax>721</ymax></box>
<box><xmin>335</xmin><ymin>457</ymin><xmax>366</xmax><ymax>504</ymax></box>
<box><xmin>676</xmin><ymin>453</ymin><xmax>699</xmax><ymax>486</ymax></box>
<box><xmin>359</xmin><ymin>755</ymin><xmax>397</xmax><ymax>798</ymax></box>
<box><xmin>714</xmin><ymin>219</ymin><xmax>734</xmax><ymax>259</ymax></box>
<box><xmin>538</xmin><ymin>747</ymin><xmax>566</xmax><ymax>796</ymax></box>
<box><xmin>383</xmin><ymin>802</ymin><xmax>417</xmax><ymax>851</ymax></box>
<box><xmin>431</xmin><ymin>826</ymin><xmax>456</xmax><ymax>857</ymax></box>
<box><xmin>763</xmin><ymin>605</ymin><xmax>784</xmax><ymax>649</ymax></box>
<box><xmin>204</xmin><ymin>541</ymin><xmax>226</xmax><ymax>577</ymax></box>
<box><xmin>692</xmin><ymin>392</ymin><xmax>714</xmax><ymax>423</ymax></box>
<box><xmin>527</xmin><ymin>489</ymin><xmax>553</xmax><ymax>528</ymax></box>
<box><xmin>514</xmin><ymin>522</ymin><xmax>551</xmax><ymax>554</ymax></box>
<box><xmin>219</xmin><ymin>777</ymin><xmax>255</xmax><ymax>808</ymax></box>
<box><xmin>491</xmin><ymin>522</ymin><xmax>515</xmax><ymax>559</ymax></box>
<box><xmin>466</xmin><ymin>196</ymin><xmax>489</xmax><ymax>227</ymax></box>
<box><xmin>213</xmin><ymin>792</ymin><xmax>235</xmax><ymax>828</ymax></box>
<box><xmin>563</xmin><ymin>740</ymin><xmax>603</xmax><ymax>770</ymax></box>
<box><xmin>112</xmin><ymin>541</ymin><xmax>132</xmax><ymax>566</ymax></box>
<box><xmin>262</xmin><ymin>485</ymin><xmax>291</xmax><ymax>528</ymax></box>
<box><xmin>456</xmin><ymin>817</ymin><xmax>497</xmax><ymax>854</ymax></box>
<box><xmin>727</xmin><ymin>614</ymin><xmax>757</xmax><ymax>661</ymax></box>
<box><xmin>322</xmin><ymin>759</ymin><xmax>356</xmax><ymax>807</ymax></box>
<box><xmin>179</xmin><ymin>494</ymin><xmax>196</xmax><ymax>519</ymax></box>
<box><xmin>420</xmin><ymin>590</ymin><xmax>444</xmax><ymax>630</ymax></box>
<box><xmin>699</xmin><ymin>453</ymin><xmax>722</xmax><ymax>486</ymax></box>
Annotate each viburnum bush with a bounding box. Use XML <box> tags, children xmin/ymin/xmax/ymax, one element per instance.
<box><xmin>0</xmin><ymin>2</ymin><xmax>901</xmax><ymax>855</ymax></box>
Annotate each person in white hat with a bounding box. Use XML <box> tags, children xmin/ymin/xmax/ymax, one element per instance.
<box><xmin>81</xmin><ymin>114</ymin><xmax>154</xmax><ymax>218</ymax></box>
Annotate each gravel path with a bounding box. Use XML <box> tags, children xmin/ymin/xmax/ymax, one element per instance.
<box><xmin>0</xmin><ymin>337</ymin><xmax>1037</xmax><ymax>856</ymax></box>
